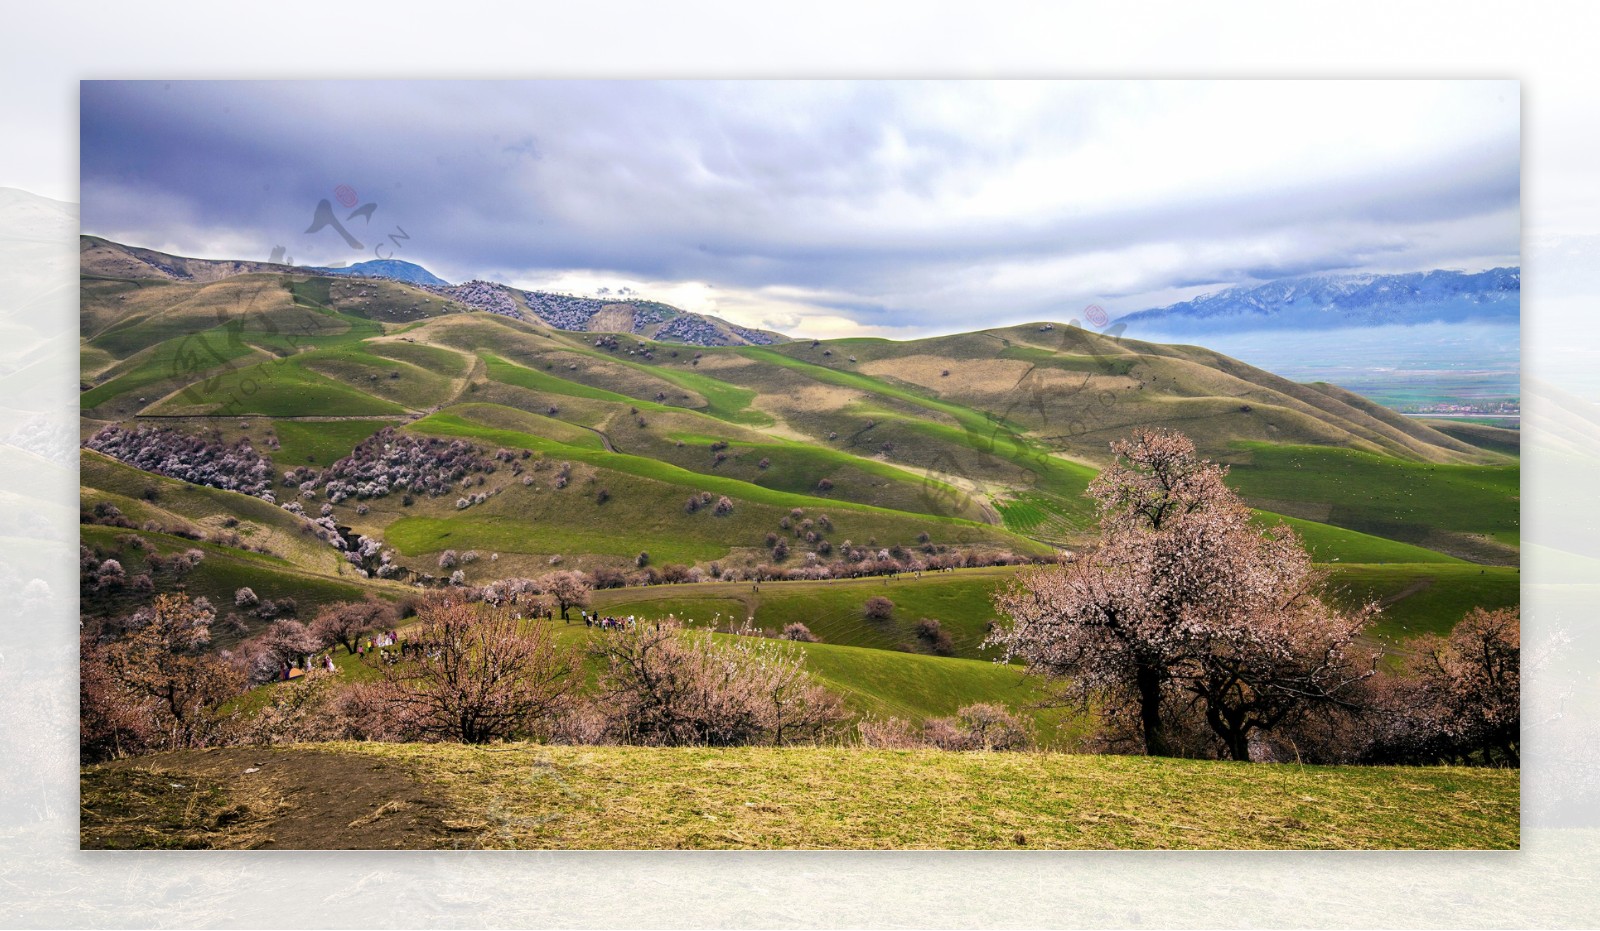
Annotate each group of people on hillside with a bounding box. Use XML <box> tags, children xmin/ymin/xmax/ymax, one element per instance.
<box><xmin>355</xmin><ymin>630</ymin><xmax>401</xmax><ymax>657</ymax></box>
<box><xmin>582</xmin><ymin>611</ymin><xmax>637</xmax><ymax>631</ymax></box>
<box><xmin>278</xmin><ymin>651</ymin><xmax>339</xmax><ymax>681</ymax></box>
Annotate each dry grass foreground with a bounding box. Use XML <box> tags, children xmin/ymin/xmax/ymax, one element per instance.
<box><xmin>81</xmin><ymin>744</ymin><xmax>1518</xmax><ymax>850</ymax></box>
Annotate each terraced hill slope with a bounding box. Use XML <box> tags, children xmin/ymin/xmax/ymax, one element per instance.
<box><xmin>79</xmin><ymin>240</ymin><xmax>1519</xmax><ymax>663</ymax></box>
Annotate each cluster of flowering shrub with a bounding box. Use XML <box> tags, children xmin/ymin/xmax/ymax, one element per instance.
<box><xmin>730</xmin><ymin>504</ymin><xmax>1029</xmax><ymax>576</ymax></box>
<box><xmin>85</xmin><ymin>425</ymin><xmax>273</xmax><ymax>497</ymax></box>
<box><xmin>416</xmin><ymin>279</ymin><xmax>522</xmax><ymax>319</ymax></box>
<box><xmin>83</xmin><ymin>592</ymin><xmax>850</xmax><ymax>757</ymax></box>
<box><xmin>726</xmin><ymin>322</ymin><xmax>781</xmax><ymax>345</ymax></box>
<box><xmin>543</xmin><ymin>543</ymin><xmax>1029</xmax><ymax>590</ymax></box>
<box><xmin>79</xmin><ymin>539</ymin><xmax>204</xmax><ymax>605</ymax></box>
<box><xmin>727</xmin><ymin>548</ymin><xmax>1032</xmax><ymax>584</ymax></box>
<box><xmin>859</xmin><ymin>704</ymin><xmax>1033</xmax><ymax>752</ymax></box>
<box><xmin>229</xmin><ymin>586</ymin><xmax>298</xmax><ymax>623</ymax></box>
<box><xmin>519</xmin><ymin>290</ymin><xmax>608</xmax><ymax>329</ymax></box>
<box><xmin>315</xmin><ymin>428</ymin><xmax>493</xmax><ymax>502</ymax></box>
<box><xmin>455</xmin><ymin>490</ymin><xmax>495</xmax><ymax>509</ymax></box>
<box><xmin>655</xmin><ymin>314</ymin><xmax>731</xmax><ymax>346</ymax></box>
<box><xmin>343</xmin><ymin>535</ymin><xmax>387</xmax><ymax>575</ymax></box>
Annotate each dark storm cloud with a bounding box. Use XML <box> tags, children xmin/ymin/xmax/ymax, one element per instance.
<box><xmin>80</xmin><ymin>80</ymin><xmax>1520</xmax><ymax>337</ymax></box>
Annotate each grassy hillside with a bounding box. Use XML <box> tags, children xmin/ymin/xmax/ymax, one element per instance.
<box><xmin>81</xmin><ymin>450</ymin><xmax>346</xmax><ymax>565</ymax></box>
<box><xmin>79</xmin><ymin>524</ymin><xmax>372</xmax><ymax>645</ymax></box>
<box><xmin>1417</xmin><ymin>418</ymin><xmax>1521</xmax><ymax>457</ymax></box>
<box><xmin>226</xmin><ymin>614</ymin><xmax>1071</xmax><ymax>739</ymax></box>
<box><xmin>586</xmin><ymin>562</ymin><xmax>1516</xmax><ymax>656</ymax></box>
<box><xmin>77</xmin><ymin>244</ymin><xmax>1523</xmax><ymax>855</ymax></box>
<box><xmin>218</xmin><ymin>554</ymin><xmax>1508</xmax><ymax>728</ymax></box>
<box><xmin>81</xmin><ymin>744</ymin><xmax>1519</xmax><ymax>849</ymax></box>
<box><xmin>1265</xmin><ymin>514</ymin><xmax>1465</xmax><ymax>565</ymax></box>
<box><xmin>1330</xmin><ymin>564</ymin><xmax>1521</xmax><ymax>642</ymax></box>
<box><xmin>79</xmin><ymin>251</ymin><xmax>1519</xmax><ymax>662</ymax></box>
<box><xmin>593</xmin><ymin>568</ymin><xmax>1016</xmax><ymax>656</ymax></box>
<box><xmin>1225</xmin><ymin>443</ymin><xmax>1519</xmax><ymax>563</ymax></box>
<box><xmin>79</xmin><ymin>450</ymin><xmax>391</xmax><ymax>642</ymax></box>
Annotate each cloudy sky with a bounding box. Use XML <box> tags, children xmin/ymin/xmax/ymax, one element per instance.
<box><xmin>80</xmin><ymin>80</ymin><xmax>1519</xmax><ymax>339</ymax></box>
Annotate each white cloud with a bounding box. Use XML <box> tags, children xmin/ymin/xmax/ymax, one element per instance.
<box><xmin>80</xmin><ymin>80</ymin><xmax>1520</xmax><ymax>339</ymax></box>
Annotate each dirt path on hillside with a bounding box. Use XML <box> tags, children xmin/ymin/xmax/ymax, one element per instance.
<box><xmin>1378</xmin><ymin>576</ymin><xmax>1435</xmax><ymax>607</ymax></box>
<box><xmin>1361</xmin><ymin>577</ymin><xmax>1440</xmax><ymax>658</ymax></box>
<box><xmin>439</xmin><ymin>351</ymin><xmax>486</xmax><ymax>409</ymax></box>
<box><xmin>82</xmin><ymin>747</ymin><xmax>463</xmax><ymax>850</ymax></box>
<box><xmin>580</xmin><ymin>424</ymin><xmax>617</xmax><ymax>453</ymax></box>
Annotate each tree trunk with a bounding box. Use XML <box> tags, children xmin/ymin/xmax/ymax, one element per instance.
<box><xmin>1135</xmin><ymin>663</ymin><xmax>1169</xmax><ymax>756</ymax></box>
<box><xmin>1226</xmin><ymin>729</ymin><xmax>1251</xmax><ymax>762</ymax></box>
<box><xmin>1204</xmin><ymin>700</ymin><xmax>1253</xmax><ymax>762</ymax></box>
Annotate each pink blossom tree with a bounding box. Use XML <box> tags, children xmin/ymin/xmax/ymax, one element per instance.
<box><xmin>372</xmin><ymin>601</ymin><xmax>573</xmax><ymax>743</ymax></box>
<box><xmin>988</xmin><ymin>428</ymin><xmax>1377</xmax><ymax>759</ymax></box>
<box><xmin>538</xmin><ymin>570</ymin><xmax>593</xmax><ymax>620</ymax></box>
<box><xmin>589</xmin><ymin>619</ymin><xmax>845</xmax><ymax>746</ymax></box>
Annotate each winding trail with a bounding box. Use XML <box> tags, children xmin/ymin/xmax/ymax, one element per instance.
<box><xmin>1378</xmin><ymin>576</ymin><xmax>1436</xmax><ymax>608</ymax></box>
<box><xmin>581</xmin><ymin>424</ymin><xmax>617</xmax><ymax>453</ymax></box>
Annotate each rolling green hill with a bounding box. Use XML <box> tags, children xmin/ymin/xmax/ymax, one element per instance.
<box><xmin>582</xmin><ymin>563</ymin><xmax>1519</xmax><ymax>657</ymax></box>
<box><xmin>79</xmin><ymin>239</ymin><xmax>1520</xmax><ymax>737</ymax></box>
<box><xmin>76</xmin><ymin>239</ymin><xmax>1523</xmax><ymax>857</ymax></box>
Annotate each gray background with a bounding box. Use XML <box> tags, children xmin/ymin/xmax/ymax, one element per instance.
<box><xmin>2</xmin><ymin>2</ymin><xmax>1596</xmax><ymax>926</ymax></box>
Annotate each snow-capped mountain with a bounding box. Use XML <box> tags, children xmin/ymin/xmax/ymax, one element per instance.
<box><xmin>1119</xmin><ymin>267</ymin><xmax>1520</xmax><ymax>334</ymax></box>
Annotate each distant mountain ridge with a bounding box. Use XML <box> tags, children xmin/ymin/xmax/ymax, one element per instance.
<box><xmin>80</xmin><ymin>235</ymin><xmax>294</xmax><ymax>284</ymax></box>
<box><xmin>78</xmin><ymin>236</ymin><xmax>788</xmax><ymax>347</ymax></box>
<box><xmin>1119</xmin><ymin>267</ymin><xmax>1520</xmax><ymax>334</ymax></box>
<box><xmin>302</xmin><ymin>259</ymin><xmax>450</xmax><ymax>287</ymax></box>
<box><xmin>290</xmin><ymin>258</ymin><xmax>782</xmax><ymax>344</ymax></box>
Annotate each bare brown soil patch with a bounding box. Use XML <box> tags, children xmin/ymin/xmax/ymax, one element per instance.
<box><xmin>82</xmin><ymin>747</ymin><xmax>458</xmax><ymax>850</ymax></box>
